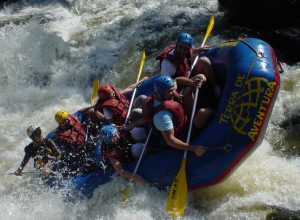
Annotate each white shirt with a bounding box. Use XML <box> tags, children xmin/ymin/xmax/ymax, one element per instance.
<box><xmin>103</xmin><ymin>107</ymin><xmax>113</xmax><ymax>120</ymax></box>
<box><xmin>160</xmin><ymin>49</ymin><xmax>176</xmax><ymax>77</ymax></box>
<box><xmin>152</xmin><ymin>99</ymin><xmax>174</xmax><ymax>131</ymax></box>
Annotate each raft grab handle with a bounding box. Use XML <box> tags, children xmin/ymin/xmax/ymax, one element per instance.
<box><xmin>203</xmin><ymin>144</ymin><xmax>232</xmax><ymax>152</ymax></box>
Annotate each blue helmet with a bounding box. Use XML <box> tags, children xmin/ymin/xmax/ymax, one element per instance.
<box><xmin>154</xmin><ymin>76</ymin><xmax>175</xmax><ymax>95</ymax></box>
<box><xmin>100</xmin><ymin>125</ymin><xmax>117</xmax><ymax>143</ymax></box>
<box><xmin>176</xmin><ymin>32</ymin><xmax>193</xmax><ymax>47</ymax></box>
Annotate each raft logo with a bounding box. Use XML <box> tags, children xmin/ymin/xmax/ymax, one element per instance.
<box><xmin>219</xmin><ymin>76</ymin><xmax>277</xmax><ymax>141</ymax></box>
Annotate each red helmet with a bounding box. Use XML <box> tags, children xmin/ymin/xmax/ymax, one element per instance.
<box><xmin>98</xmin><ymin>85</ymin><xmax>114</xmax><ymax>101</ymax></box>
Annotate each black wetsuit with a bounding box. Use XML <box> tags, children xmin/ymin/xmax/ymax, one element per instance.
<box><xmin>18</xmin><ymin>138</ymin><xmax>61</xmax><ymax>171</ymax></box>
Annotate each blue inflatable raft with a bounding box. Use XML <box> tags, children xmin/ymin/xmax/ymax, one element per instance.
<box><xmin>58</xmin><ymin>38</ymin><xmax>280</xmax><ymax>197</ymax></box>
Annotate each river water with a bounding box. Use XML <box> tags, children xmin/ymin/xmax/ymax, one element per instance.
<box><xmin>0</xmin><ymin>0</ymin><xmax>299</xmax><ymax>219</ymax></box>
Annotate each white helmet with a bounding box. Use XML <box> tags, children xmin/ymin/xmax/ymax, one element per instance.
<box><xmin>26</xmin><ymin>124</ymin><xmax>41</xmax><ymax>139</ymax></box>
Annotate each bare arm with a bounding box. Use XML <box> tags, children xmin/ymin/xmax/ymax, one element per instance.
<box><xmin>121</xmin><ymin>77</ymin><xmax>149</xmax><ymax>95</ymax></box>
<box><xmin>192</xmin><ymin>46</ymin><xmax>211</xmax><ymax>55</ymax></box>
<box><xmin>79</xmin><ymin>106</ymin><xmax>94</xmax><ymax>112</ymax></box>
<box><xmin>161</xmin><ymin>129</ymin><xmax>206</xmax><ymax>156</ymax></box>
<box><xmin>109</xmin><ymin>157</ymin><xmax>146</xmax><ymax>184</ymax></box>
<box><xmin>15</xmin><ymin>153</ymin><xmax>31</xmax><ymax>176</ymax></box>
<box><xmin>124</xmin><ymin>117</ymin><xmax>148</xmax><ymax>131</ymax></box>
<box><xmin>175</xmin><ymin>77</ymin><xmax>195</xmax><ymax>87</ymax></box>
<box><xmin>175</xmin><ymin>74</ymin><xmax>206</xmax><ymax>88</ymax></box>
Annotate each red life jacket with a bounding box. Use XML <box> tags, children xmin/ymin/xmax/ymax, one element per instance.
<box><xmin>156</xmin><ymin>44</ymin><xmax>193</xmax><ymax>78</ymax></box>
<box><xmin>54</xmin><ymin>114</ymin><xmax>86</xmax><ymax>148</ymax></box>
<box><xmin>102</xmin><ymin>98</ymin><xmax>129</xmax><ymax>126</ymax></box>
<box><xmin>142</xmin><ymin>95</ymin><xmax>188</xmax><ymax>141</ymax></box>
<box><xmin>94</xmin><ymin>85</ymin><xmax>129</xmax><ymax>125</ymax></box>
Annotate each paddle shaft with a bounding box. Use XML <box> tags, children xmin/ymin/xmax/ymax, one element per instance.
<box><xmin>120</xmin><ymin>51</ymin><xmax>147</xmax><ymax>204</ymax></box>
<box><xmin>183</xmin><ymin>87</ymin><xmax>200</xmax><ymax>159</ymax></box>
<box><xmin>179</xmin><ymin>14</ymin><xmax>213</xmax><ymax>158</ymax></box>
<box><xmin>180</xmin><ymin>15</ymin><xmax>215</xmax><ymax>172</ymax></box>
<box><xmin>133</xmin><ymin>128</ymin><xmax>152</xmax><ymax>174</ymax></box>
<box><xmin>124</xmin><ymin>51</ymin><xmax>146</xmax><ymax>125</ymax></box>
<box><xmin>184</xmin><ymin>15</ymin><xmax>215</xmax><ymax>148</ymax></box>
<box><xmin>120</xmin><ymin>129</ymin><xmax>152</xmax><ymax>205</ymax></box>
<box><xmin>0</xmin><ymin>171</ymin><xmax>40</xmax><ymax>176</ymax></box>
<box><xmin>183</xmin><ymin>16</ymin><xmax>214</xmax><ymax>91</ymax></box>
<box><xmin>166</xmin><ymin>15</ymin><xmax>215</xmax><ymax>217</ymax></box>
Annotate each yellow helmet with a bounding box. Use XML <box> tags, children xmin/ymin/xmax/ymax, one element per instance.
<box><xmin>55</xmin><ymin>110</ymin><xmax>69</xmax><ymax>124</ymax></box>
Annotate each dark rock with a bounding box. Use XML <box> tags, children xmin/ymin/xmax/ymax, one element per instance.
<box><xmin>218</xmin><ymin>0</ymin><xmax>300</xmax><ymax>28</ymax></box>
<box><xmin>218</xmin><ymin>0</ymin><xmax>300</xmax><ymax>64</ymax></box>
<box><xmin>0</xmin><ymin>0</ymin><xmax>18</xmax><ymax>8</ymax></box>
<box><xmin>266</xmin><ymin>206</ymin><xmax>300</xmax><ymax>220</ymax></box>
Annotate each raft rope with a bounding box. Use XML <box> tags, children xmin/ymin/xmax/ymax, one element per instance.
<box><xmin>152</xmin><ymin>39</ymin><xmax>261</xmax><ymax>186</ymax></box>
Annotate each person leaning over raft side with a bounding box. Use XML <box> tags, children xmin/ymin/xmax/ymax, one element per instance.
<box><xmin>80</xmin><ymin>77</ymin><xmax>148</xmax><ymax>131</ymax></box>
<box><xmin>53</xmin><ymin>110</ymin><xmax>98</xmax><ymax>176</ymax></box>
<box><xmin>126</xmin><ymin>76</ymin><xmax>206</xmax><ymax>156</ymax></box>
<box><xmin>15</xmin><ymin>125</ymin><xmax>61</xmax><ymax>176</ymax></box>
<box><xmin>99</xmin><ymin>125</ymin><xmax>146</xmax><ymax>184</ymax></box>
<box><xmin>157</xmin><ymin>32</ymin><xmax>221</xmax><ymax>97</ymax></box>
<box><xmin>157</xmin><ymin>33</ymin><xmax>220</xmax><ymax>129</ymax></box>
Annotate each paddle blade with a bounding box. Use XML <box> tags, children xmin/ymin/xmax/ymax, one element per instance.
<box><xmin>121</xmin><ymin>184</ymin><xmax>131</xmax><ymax>205</ymax></box>
<box><xmin>166</xmin><ymin>158</ymin><xmax>187</xmax><ymax>217</ymax></box>
<box><xmin>201</xmin><ymin>16</ymin><xmax>215</xmax><ymax>47</ymax></box>
<box><xmin>136</xmin><ymin>51</ymin><xmax>146</xmax><ymax>82</ymax></box>
<box><xmin>91</xmin><ymin>79</ymin><xmax>99</xmax><ymax>105</ymax></box>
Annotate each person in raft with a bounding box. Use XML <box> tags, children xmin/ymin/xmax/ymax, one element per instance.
<box><xmin>125</xmin><ymin>76</ymin><xmax>207</xmax><ymax>155</ymax></box>
<box><xmin>156</xmin><ymin>32</ymin><xmax>221</xmax><ymax>129</ymax></box>
<box><xmin>15</xmin><ymin>124</ymin><xmax>61</xmax><ymax>176</ymax></box>
<box><xmin>99</xmin><ymin>124</ymin><xmax>146</xmax><ymax>184</ymax></box>
<box><xmin>53</xmin><ymin>110</ymin><xmax>98</xmax><ymax>177</ymax></box>
<box><xmin>80</xmin><ymin>77</ymin><xmax>149</xmax><ymax>135</ymax></box>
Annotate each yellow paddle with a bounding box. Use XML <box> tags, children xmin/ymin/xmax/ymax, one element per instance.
<box><xmin>91</xmin><ymin>79</ymin><xmax>99</xmax><ymax>106</ymax></box>
<box><xmin>1</xmin><ymin>172</ymin><xmax>40</xmax><ymax>176</ymax></box>
<box><xmin>124</xmin><ymin>51</ymin><xmax>146</xmax><ymax>124</ymax></box>
<box><xmin>201</xmin><ymin>16</ymin><xmax>214</xmax><ymax>47</ymax></box>
<box><xmin>85</xmin><ymin>79</ymin><xmax>99</xmax><ymax>141</ymax></box>
<box><xmin>121</xmin><ymin>51</ymin><xmax>146</xmax><ymax>204</ymax></box>
<box><xmin>166</xmin><ymin>15</ymin><xmax>215</xmax><ymax>217</ymax></box>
